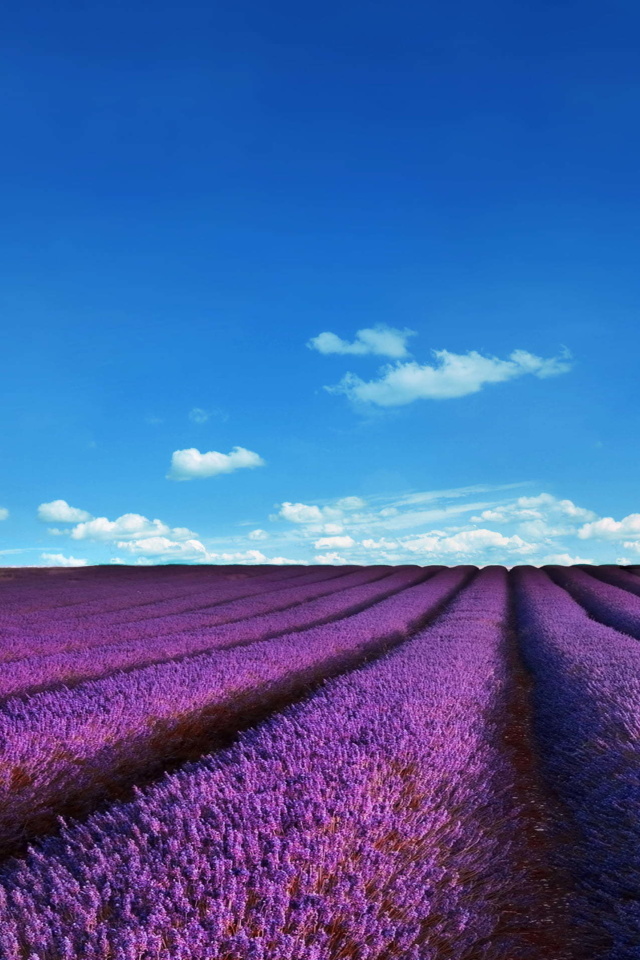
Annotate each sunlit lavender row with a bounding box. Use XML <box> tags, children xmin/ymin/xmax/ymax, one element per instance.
<box><xmin>0</xmin><ymin>562</ymin><xmax>638</xmax><ymax>958</ymax></box>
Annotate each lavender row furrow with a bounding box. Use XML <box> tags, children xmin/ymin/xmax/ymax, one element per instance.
<box><xmin>547</xmin><ymin>564</ymin><xmax>640</xmax><ymax>640</ymax></box>
<box><xmin>0</xmin><ymin>566</ymin><xmax>471</xmax><ymax>859</ymax></box>
<box><xmin>0</xmin><ymin>566</ymin><xmax>557</xmax><ymax>960</ymax></box>
<box><xmin>0</xmin><ymin>567</ymin><xmax>425</xmax><ymax>699</ymax></box>
<box><xmin>514</xmin><ymin>566</ymin><xmax>640</xmax><ymax>955</ymax></box>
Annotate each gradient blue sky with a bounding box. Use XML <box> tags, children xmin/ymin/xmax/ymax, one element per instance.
<box><xmin>1</xmin><ymin>0</ymin><xmax>639</xmax><ymax>567</ymax></box>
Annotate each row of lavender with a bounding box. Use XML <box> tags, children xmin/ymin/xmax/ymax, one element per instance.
<box><xmin>0</xmin><ymin>567</ymin><xmax>564</xmax><ymax>960</ymax></box>
<box><xmin>0</xmin><ymin>565</ymin><xmax>354</xmax><ymax>647</ymax></box>
<box><xmin>0</xmin><ymin>564</ymin><xmax>288</xmax><ymax>616</ymax></box>
<box><xmin>0</xmin><ymin>566</ymin><xmax>467</xmax><ymax>858</ymax></box>
<box><xmin>0</xmin><ymin>566</ymin><xmax>424</xmax><ymax>695</ymax></box>
<box><xmin>514</xmin><ymin>566</ymin><xmax>640</xmax><ymax>956</ymax></box>
<box><xmin>0</xmin><ymin>564</ymin><xmax>639</xmax><ymax>956</ymax></box>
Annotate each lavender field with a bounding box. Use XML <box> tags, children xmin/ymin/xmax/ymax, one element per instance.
<box><xmin>0</xmin><ymin>562</ymin><xmax>639</xmax><ymax>959</ymax></box>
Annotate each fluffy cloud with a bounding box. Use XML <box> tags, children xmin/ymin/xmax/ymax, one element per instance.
<box><xmin>40</xmin><ymin>553</ymin><xmax>88</xmax><ymax>567</ymax></box>
<box><xmin>38</xmin><ymin>500</ymin><xmax>92</xmax><ymax>523</ymax></box>
<box><xmin>540</xmin><ymin>553</ymin><xmax>594</xmax><ymax>565</ymax></box>
<box><xmin>473</xmin><ymin>494</ymin><xmax>595</xmax><ymax>524</ymax></box>
<box><xmin>321</xmin><ymin>523</ymin><xmax>344</xmax><ymax>535</ymax></box>
<box><xmin>279</xmin><ymin>502</ymin><xmax>323</xmax><ymax>524</ymax></box>
<box><xmin>116</xmin><ymin>537</ymin><xmax>209</xmax><ymax>559</ymax></box>
<box><xmin>578</xmin><ymin>514</ymin><xmax>640</xmax><ymax>541</ymax></box>
<box><xmin>114</xmin><ymin>538</ymin><xmax>304</xmax><ymax>566</ymax></box>
<box><xmin>362</xmin><ymin>537</ymin><xmax>397</xmax><ymax>550</ymax></box>
<box><xmin>248</xmin><ymin>529</ymin><xmax>269</xmax><ymax>540</ymax></box>
<box><xmin>313</xmin><ymin>535</ymin><xmax>355</xmax><ymax>549</ymax></box>
<box><xmin>472</xmin><ymin>494</ymin><xmax>596</xmax><ymax>539</ymax></box>
<box><xmin>276</xmin><ymin>500</ymin><xmax>357</xmax><ymax>527</ymax></box>
<box><xmin>267</xmin><ymin>556</ymin><xmax>308</xmax><ymax>565</ymax></box>
<box><xmin>208</xmin><ymin>549</ymin><xmax>269</xmax><ymax>563</ymax></box>
<box><xmin>168</xmin><ymin>446</ymin><xmax>265</xmax><ymax>480</ymax></box>
<box><xmin>403</xmin><ymin>528</ymin><xmax>536</xmax><ymax>557</ymax></box>
<box><xmin>0</xmin><ymin>507</ymin><xmax>8</xmax><ymax>521</ymax></box>
<box><xmin>315</xmin><ymin>552</ymin><xmax>348</xmax><ymax>564</ymax></box>
<box><xmin>308</xmin><ymin>325</ymin><xmax>415</xmax><ymax>359</ymax></box>
<box><xmin>70</xmin><ymin>513</ymin><xmax>196</xmax><ymax>542</ymax></box>
<box><xmin>328</xmin><ymin>348</ymin><xmax>572</xmax><ymax>406</ymax></box>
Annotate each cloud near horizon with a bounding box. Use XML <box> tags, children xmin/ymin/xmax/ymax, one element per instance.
<box><xmin>23</xmin><ymin>484</ymin><xmax>635</xmax><ymax>568</ymax></box>
<box><xmin>70</xmin><ymin>513</ymin><xmax>196</xmax><ymax>542</ymax></box>
<box><xmin>168</xmin><ymin>446</ymin><xmax>265</xmax><ymax>480</ymax></box>
<box><xmin>114</xmin><ymin>536</ymin><xmax>304</xmax><ymax>566</ymax></box>
<box><xmin>40</xmin><ymin>552</ymin><xmax>88</xmax><ymax>567</ymax></box>
<box><xmin>313</xmin><ymin>535</ymin><xmax>355</xmax><ymax>549</ymax></box>
<box><xmin>326</xmin><ymin>348</ymin><xmax>572</xmax><ymax>407</ymax></box>
<box><xmin>578</xmin><ymin>513</ymin><xmax>640</xmax><ymax>541</ymax></box>
<box><xmin>308</xmin><ymin>324</ymin><xmax>415</xmax><ymax>359</ymax></box>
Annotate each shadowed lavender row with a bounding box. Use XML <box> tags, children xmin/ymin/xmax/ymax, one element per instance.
<box><xmin>0</xmin><ymin>567</ymin><xmax>429</xmax><ymax>698</ymax></box>
<box><xmin>0</xmin><ymin>567</ymin><xmax>568</xmax><ymax>960</ymax></box>
<box><xmin>514</xmin><ymin>566</ymin><xmax>640</xmax><ymax>956</ymax></box>
<box><xmin>0</xmin><ymin>566</ymin><xmax>470</xmax><ymax>859</ymax></box>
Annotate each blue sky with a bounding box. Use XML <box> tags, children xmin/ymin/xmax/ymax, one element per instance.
<box><xmin>1</xmin><ymin>0</ymin><xmax>639</xmax><ymax>567</ymax></box>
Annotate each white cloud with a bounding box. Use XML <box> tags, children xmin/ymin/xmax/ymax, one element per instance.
<box><xmin>279</xmin><ymin>502</ymin><xmax>324</xmax><ymax>524</ymax></box>
<box><xmin>403</xmin><ymin>528</ymin><xmax>537</xmax><ymax>557</ymax></box>
<box><xmin>473</xmin><ymin>493</ymin><xmax>595</xmax><ymax>525</ymax></box>
<box><xmin>277</xmin><ymin>501</ymin><xmax>347</xmax><ymax>526</ymax></box>
<box><xmin>362</xmin><ymin>537</ymin><xmax>397</xmax><ymax>550</ymax></box>
<box><xmin>471</xmin><ymin>494</ymin><xmax>596</xmax><ymax>539</ymax></box>
<box><xmin>622</xmin><ymin>541</ymin><xmax>640</xmax><ymax>555</ymax></box>
<box><xmin>188</xmin><ymin>408</ymin><xmax>210</xmax><ymax>424</ymax></box>
<box><xmin>328</xmin><ymin>348</ymin><xmax>572</xmax><ymax>407</ymax></box>
<box><xmin>315</xmin><ymin>552</ymin><xmax>348</xmax><ymax>564</ymax></box>
<box><xmin>114</xmin><ymin>538</ymin><xmax>303</xmax><ymax>566</ymax></box>
<box><xmin>171</xmin><ymin>527</ymin><xmax>199</xmax><ymax>539</ymax></box>
<box><xmin>578</xmin><ymin>514</ymin><xmax>640</xmax><ymax>541</ymax></box>
<box><xmin>313</xmin><ymin>535</ymin><xmax>355</xmax><ymax>549</ymax></box>
<box><xmin>539</xmin><ymin>553</ymin><xmax>594</xmax><ymax>565</ymax></box>
<box><xmin>268</xmin><ymin>556</ymin><xmax>308</xmax><ymax>565</ymax></box>
<box><xmin>0</xmin><ymin>507</ymin><xmax>8</xmax><ymax>521</ymax></box>
<box><xmin>168</xmin><ymin>446</ymin><xmax>265</xmax><ymax>480</ymax></box>
<box><xmin>248</xmin><ymin>529</ymin><xmax>268</xmax><ymax>540</ymax></box>
<box><xmin>320</xmin><ymin>522</ymin><xmax>344</xmax><ymax>534</ymax></box>
<box><xmin>38</xmin><ymin>500</ymin><xmax>92</xmax><ymax>523</ymax></box>
<box><xmin>116</xmin><ymin>537</ymin><xmax>209</xmax><ymax>559</ymax></box>
<box><xmin>40</xmin><ymin>553</ymin><xmax>89</xmax><ymax>567</ymax></box>
<box><xmin>70</xmin><ymin>513</ymin><xmax>195</xmax><ymax>542</ymax></box>
<box><xmin>209</xmin><ymin>550</ymin><xmax>267</xmax><ymax>564</ymax></box>
<box><xmin>308</xmin><ymin>325</ymin><xmax>415</xmax><ymax>359</ymax></box>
